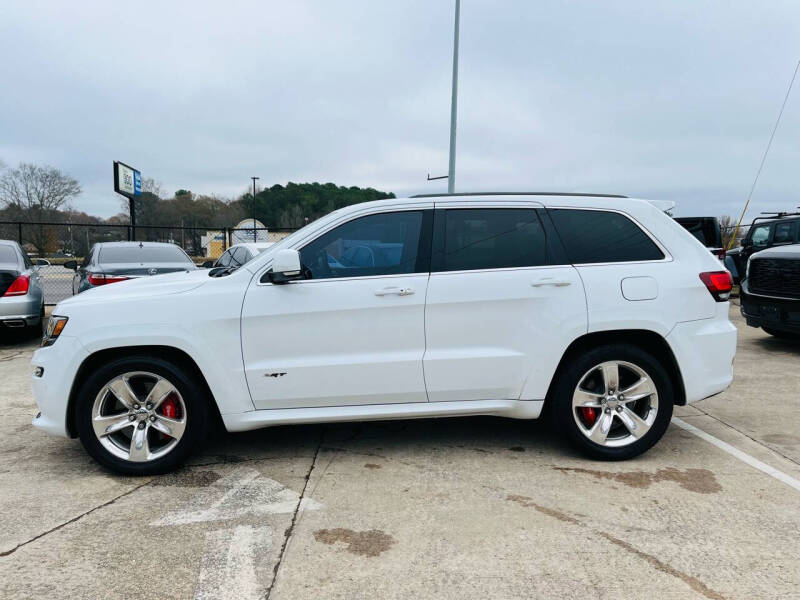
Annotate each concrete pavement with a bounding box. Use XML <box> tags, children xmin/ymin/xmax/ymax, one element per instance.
<box><xmin>1</xmin><ymin>307</ymin><xmax>798</xmax><ymax>599</ymax></box>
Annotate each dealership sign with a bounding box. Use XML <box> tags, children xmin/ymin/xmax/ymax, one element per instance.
<box><xmin>113</xmin><ymin>161</ymin><xmax>142</xmax><ymax>198</ymax></box>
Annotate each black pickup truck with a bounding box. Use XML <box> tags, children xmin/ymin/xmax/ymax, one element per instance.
<box><xmin>726</xmin><ymin>213</ymin><xmax>800</xmax><ymax>284</ymax></box>
<box><xmin>740</xmin><ymin>244</ymin><xmax>800</xmax><ymax>339</ymax></box>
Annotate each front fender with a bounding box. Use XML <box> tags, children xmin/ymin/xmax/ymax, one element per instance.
<box><xmin>75</xmin><ymin>323</ymin><xmax>255</xmax><ymax>415</ymax></box>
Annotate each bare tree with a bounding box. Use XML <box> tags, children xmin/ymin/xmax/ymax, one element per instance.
<box><xmin>719</xmin><ymin>215</ymin><xmax>743</xmax><ymax>249</ymax></box>
<box><xmin>0</xmin><ymin>162</ymin><xmax>81</xmax><ymax>252</ymax></box>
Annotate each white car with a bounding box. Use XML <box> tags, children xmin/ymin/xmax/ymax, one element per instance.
<box><xmin>211</xmin><ymin>242</ymin><xmax>274</xmax><ymax>271</ymax></box>
<box><xmin>31</xmin><ymin>193</ymin><xmax>737</xmax><ymax>474</ymax></box>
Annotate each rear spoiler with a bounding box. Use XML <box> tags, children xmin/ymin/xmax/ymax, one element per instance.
<box><xmin>647</xmin><ymin>199</ymin><xmax>676</xmax><ymax>213</ymax></box>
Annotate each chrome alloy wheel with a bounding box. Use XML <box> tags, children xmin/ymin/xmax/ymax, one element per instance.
<box><xmin>91</xmin><ymin>371</ymin><xmax>187</xmax><ymax>462</ymax></box>
<box><xmin>571</xmin><ymin>360</ymin><xmax>658</xmax><ymax>448</ymax></box>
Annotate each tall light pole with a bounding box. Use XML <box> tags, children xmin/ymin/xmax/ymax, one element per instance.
<box><xmin>447</xmin><ymin>0</ymin><xmax>461</xmax><ymax>194</ymax></box>
<box><xmin>251</xmin><ymin>176</ymin><xmax>259</xmax><ymax>242</ymax></box>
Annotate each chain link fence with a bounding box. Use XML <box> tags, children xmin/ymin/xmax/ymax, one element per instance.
<box><xmin>0</xmin><ymin>221</ymin><xmax>298</xmax><ymax>304</ymax></box>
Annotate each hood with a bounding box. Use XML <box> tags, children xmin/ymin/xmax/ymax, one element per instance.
<box><xmin>59</xmin><ymin>269</ymin><xmax>210</xmax><ymax>309</ymax></box>
<box><xmin>751</xmin><ymin>244</ymin><xmax>800</xmax><ymax>260</ymax></box>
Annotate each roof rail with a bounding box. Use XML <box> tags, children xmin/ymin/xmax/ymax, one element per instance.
<box><xmin>410</xmin><ymin>191</ymin><xmax>628</xmax><ymax>199</ymax></box>
<box><xmin>748</xmin><ymin>211</ymin><xmax>800</xmax><ymax>227</ymax></box>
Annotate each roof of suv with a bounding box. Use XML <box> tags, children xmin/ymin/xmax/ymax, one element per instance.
<box><xmin>411</xmin><ymin>192</ymin><xmax>628</xmax><ymax>199</ymax></box>
<box><xmin>404</xmin><ymin>192</ymin><xmax>675</xmax><ymax>213</ymax></box>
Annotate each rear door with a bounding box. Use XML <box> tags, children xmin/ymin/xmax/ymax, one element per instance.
<box><xmin>422</xmin><ymin>201</ymin><xmax>587</xmax><ymax>402</ymax></box>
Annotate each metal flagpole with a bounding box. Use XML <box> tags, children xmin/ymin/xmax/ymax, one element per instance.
<box><xmin>447</xmin><ymin>0</ymin><xmax>460</xmax><ymax>194</ymax></box>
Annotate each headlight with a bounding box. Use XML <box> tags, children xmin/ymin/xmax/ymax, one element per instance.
<box><xmin>42</xmin><ymin>316</ymin><xmax>68</xmax><ymax>347</ymax></box>
<box><xmin>745</xmin><ymin>257</ymin><xmax>752</xmax><ymax>279</ymax></box>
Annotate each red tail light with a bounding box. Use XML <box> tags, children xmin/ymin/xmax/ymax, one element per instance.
<box><xmin>699</xmin><ymin>271</ymin><xmax>732</xmax><ymax>302</ymax></box>
<box><xmin>3</xmin><ymin>274</ymin><xmax>30</xmax><ymax>296</ymax></box>
<box><xmin>88</xmin><ymin>273</ymin><xmax>130</xmax><ymax>286</ymax></box>
<box><xmin>713</xmin><ymin>248</ymin><xmax>726</xmax><ymax>260</ymax></box>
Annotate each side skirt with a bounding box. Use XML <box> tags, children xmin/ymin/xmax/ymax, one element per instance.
<box><xmin>222</xmin><ymin>399</ymin><xmax>545</xmax><ymax>433</ymax></box>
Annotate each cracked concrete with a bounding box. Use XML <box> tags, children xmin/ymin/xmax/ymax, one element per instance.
<box><xmin>1</xmin><ymin>308</ymin><xmax>799</xmax><ymax>599</ymax></box>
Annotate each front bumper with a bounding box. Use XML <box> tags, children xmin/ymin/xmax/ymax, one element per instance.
<box><xmin>31</xmin><ymin>335</ymin><xmax>88</xmax><ymax>438</ymax></box>
<box><xmin>740</xmin><ymin>281</ymin><xmax>800</xmax><ymax>334</ymax></box>
<box><xmin>666</xmin><ymin>303</ymin><xmax>737</xmax><ymax>404</ymax></box>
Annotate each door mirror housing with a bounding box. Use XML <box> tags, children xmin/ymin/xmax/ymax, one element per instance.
<box><xmin>201</xmin><ymin>260</ymin><xmax>215</xmax><ymax>268</ymax></box>
<box><xmin>741</xmin><ymin>238</ymin><xmax>752</xmax><ymax>248</ymax></box>
<box><xmin>267</xmin><ymin>249</ymin><xmax>303</xmax><ymax>284</ymax></box>
<box><xmin>63</xmin><ymin>260</ymin><xmax>78</xmax><ymax>271</ymax></box>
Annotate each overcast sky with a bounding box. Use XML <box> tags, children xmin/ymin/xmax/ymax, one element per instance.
<box><xmin>2</xmin><ymin>0</ymin><xmax>799</xmax><ymax>220</ymax></box>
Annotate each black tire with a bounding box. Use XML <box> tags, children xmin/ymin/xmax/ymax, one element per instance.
<box><xmin>551</xmin><ymin>343</ymin><xmax>674</xmax><ymax>460</ymax></box>
<box><xmin>75</xmin><ymin>355</ymin><xmax>210</xmax><ymax>475</ymax></box>
<box><xmin>762</xmin><ymin>327</ymin><xmax>799</xmax><ymax>340</ymax></box>
<box><xmin>26</xmin><ymin>304</ymin><xmax>45</xmax><ymax>340</ymax></box>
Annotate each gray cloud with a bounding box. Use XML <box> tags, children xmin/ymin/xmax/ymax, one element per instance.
<box><xmin>1</xmin><ymin>0</ymin><xmax>799</xmax><ymax>221</ymax></box>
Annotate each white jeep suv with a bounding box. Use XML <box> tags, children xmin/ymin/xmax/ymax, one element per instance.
<box><xmin>32</xmin><ymin>193</ymin><xmax>736</xmax><ymax>474</ymax></box>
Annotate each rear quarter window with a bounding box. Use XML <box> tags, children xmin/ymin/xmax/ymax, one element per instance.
<box><xmin>549</xmin><ymin>209</ymin><xmax>665</xmax><ymax>264</ymax></box>
<box><xmin>0</xmin><ymin>245</ymin><xmax>19</xmax><ymax>264</ymax></box>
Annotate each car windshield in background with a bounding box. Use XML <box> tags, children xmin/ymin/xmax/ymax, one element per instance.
<box><xmin>99</xmin><ymin>245</ymin><xmax>193</xmax><ymax>264</ymax></box>
<box><xmin>0</xmin><ymin>246</ymin><xmax>18</xmax><ymax>264</ymax></box>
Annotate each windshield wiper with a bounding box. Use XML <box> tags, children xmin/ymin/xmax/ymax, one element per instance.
<box><xmin>209</xmin><ymin>266</ymin><xmax>238</xmax><ymax>278</ymax></box>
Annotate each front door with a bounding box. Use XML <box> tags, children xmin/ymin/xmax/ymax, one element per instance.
<box><xmin>423</xmin><ymin>203</ymin><xmax>587</xmax><ymax>402</ymax></box>
<box><xmin>241</xmin><ymin>207</ymin><xmax>433</xmax><ymax>409</ymax></box>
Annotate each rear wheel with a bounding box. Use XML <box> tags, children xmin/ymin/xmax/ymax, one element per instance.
<box><xmin>762</xmin><ymin>327</ymin><xmax>799</xmax><ymax>340</ymax></box>
<box><xmin>552</xmin><ymin>344</ymin><xmax>674</xmax><ymax>460</ymax></box>
<box><xmin>75</xmin><ymin>356</ymin><xmax>210</xmax><ymax>475</ymax></box>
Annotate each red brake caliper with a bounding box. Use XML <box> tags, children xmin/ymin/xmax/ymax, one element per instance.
<box><xmin>158</xmin><ymin>395</ymin><xmax>180</xmax><ymax>440</ymax></box>
<box><xmin>579</xmin><ymin>407</ymin><xmax>598</xmax><ymax>427</ymax></box>
<box><xmin>161</xmin><ymin>396</ymin><xmax>178</xmax><ymax>419</ymax></box>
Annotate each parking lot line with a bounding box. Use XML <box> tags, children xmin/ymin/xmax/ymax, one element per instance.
<box><xmin>673</xmin><ymin>417</ymin><xmax>800</xmax><ymax>493</ymax></box>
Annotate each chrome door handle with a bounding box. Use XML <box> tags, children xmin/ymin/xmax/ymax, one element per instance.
<box><xmin>375</xmin><ymin>287</ymin><xmax>415</xmax><ymax>296</ymax></box>
<box><xmin>531</xmin><ymin>278</ymin><xmax>571</xmax><ymax>288</ymax></box>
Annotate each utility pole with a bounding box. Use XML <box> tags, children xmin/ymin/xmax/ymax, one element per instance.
<box><xmin>447</xmin><ymin>0</ymin><xmax>461</xmax><ymax>194</ymax></box>
<box><xmin>251</xmin><ymin>176</ymin><xmax>259</xmax><ymax>242</ymax></box>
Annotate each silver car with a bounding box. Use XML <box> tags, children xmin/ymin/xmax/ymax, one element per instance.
<box><xmin>0</xmin><ymin>240</ymin><xmax>45</xmax><ymax>335</ymax></box>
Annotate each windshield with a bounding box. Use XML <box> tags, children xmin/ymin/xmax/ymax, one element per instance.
<box><xmin>99</xmin><ymin>245</ymin><xmax>194</xmax><ymax>264</ymax></box>
<box><xmin>750</xmin><ymin>225</ymin><xmax>770</xmax><ymax>247</ymax></box>
<box><xmin>243</xmin><ymin>210</ymin><xmax>345</xmax><ymax>271</ymax></box>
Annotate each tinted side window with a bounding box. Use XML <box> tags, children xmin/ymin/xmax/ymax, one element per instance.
<box><xmin>435</xmin><ymin>209</ymin><xmax>547</xmax><ymax>272</ymax></box>
<box><xmin>549</xmin><ymin>209</ymin><xmax>664</xmax><ymax>264</ymax></box>
<box><xmin>300</xmin><ymin>211</ymin><xmax>424</xmax><ymax>280</ymax></box>
<box><xmin>773</xmin><ymin>221</ymin><xmax>796</xmax><ymax>244</ymax></box>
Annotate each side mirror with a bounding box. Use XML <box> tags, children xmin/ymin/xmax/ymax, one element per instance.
<box><xmin>201</xmin><ymin>260</ymin><xmax>215</xmax><ymax>268</ymax></box>
<box><xmin>267</xmin><ymin>249</ymin><xmax>303</xmax><ymax>284</ymax></box>
<box><xmin>63</xmin><ymin>260</ymin><xmax>78</xmax><ymax>271</ymax></box>
<box><xmin>35</xmin><ymin>258</ymin><xmax>50</xmax><ymax>266</ymax></box>
<box><xmin>741</xmin><ymin>238</ymin><xmax>752</xmax><ymax>248</ymax></box>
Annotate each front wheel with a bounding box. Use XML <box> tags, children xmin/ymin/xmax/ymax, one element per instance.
<box><xmin>75</xmin><ymin>356</ymin><xmax>210</xmax><ymax>475</ymax></box>
<box><xmin>552</xmin><ymin>344</ymin><xmax>674</xmax><ymax>460</ymax></box>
